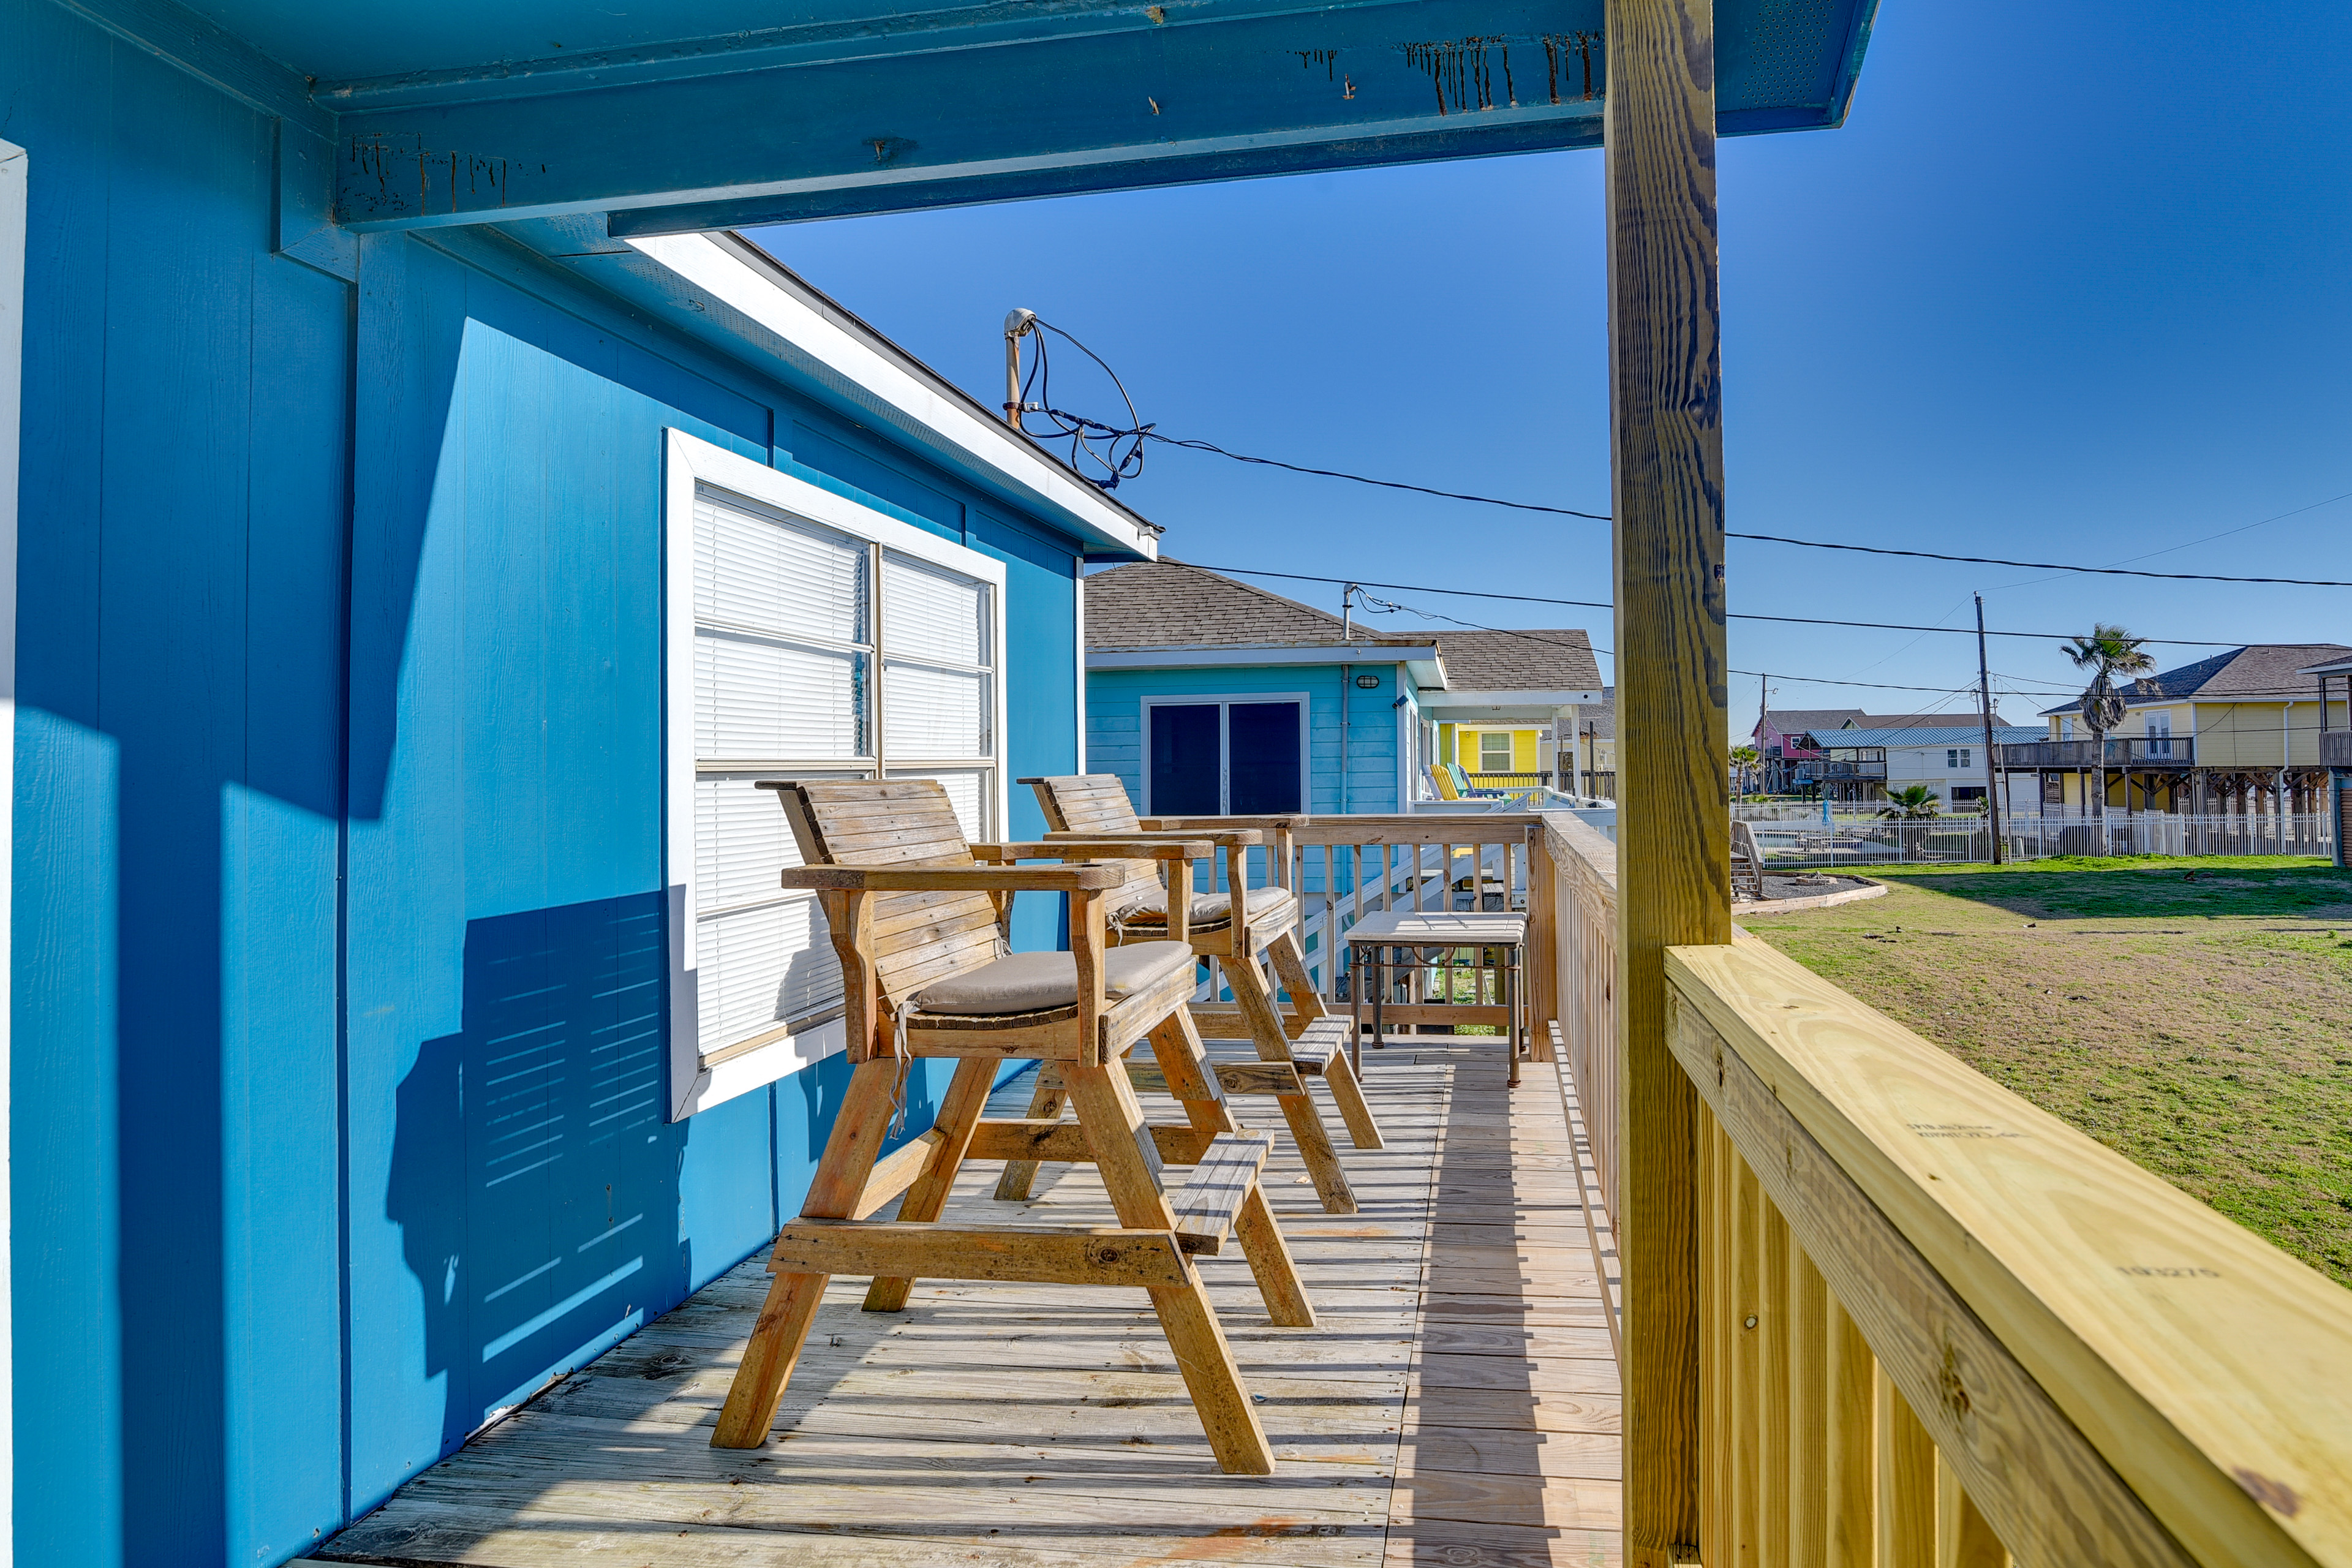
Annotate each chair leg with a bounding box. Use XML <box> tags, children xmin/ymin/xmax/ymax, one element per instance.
<box><xmin>864</xmin><ymin>1056</ymin><xmax>998</xmax><ymax>1312</ymax></box>
<box><xmin>1227</xmin><ymin>954</ymin><xmax>1357</xmax><ymax>1215</ymax></box>
<box><xmin>992</xmin><ymin>1063</ymin><xmax>1066</xmax><ymax>1200</ymax></box>
<box><xmin>710</xmin><ymin>1269</ymin><xmax>831</xmax><ymax>1449</ymax></box>
<box><xmin>1314</xmin><ymin>1032</ymin><xmax>1387</xmax><ymax>1152</ymax></box>
<box><xmin>1264</xmin><ymin>928</ymin><xmax>1328</xmax><ymax>1029</ymax></box>
<box><xmin>1148</xmin><ymin>1012</ymin><xmax>1314</xmax><ymax>1328</ymax></box>
<box><xmin>714</xmin><ymin>1057</ymin><xmax>899</xmax><ymax>1448</ymax></box>
<box><xmin>1061</xmin><ymin>1059</ymin><xmax>1275</xmax><ymax>1475</ymax></box>
<box><xmin>1233</xmin><ymin>1185</ymin><xmax>1314</xmax><ymax>1328</ymax></box>
<box><xmin>1266</xmin><ymin>931</ymin><xmax>1384</xmax><ymax>1149</ymax></box>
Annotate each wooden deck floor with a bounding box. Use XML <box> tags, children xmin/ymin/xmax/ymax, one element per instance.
<box><xmin>319</xmin><ymin>1040</ymin><xmax>1622</xmax><ymax>1568</ymax></box>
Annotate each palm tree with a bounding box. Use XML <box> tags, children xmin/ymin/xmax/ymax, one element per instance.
<box><xmin>1880</xmin><ymin>783</ymin><xmax>1942</xmax><ymax>820</ymax></box>
<box><xmin>2061</xmin><ymin>623</ymin><xmax>2155</xmax><ymax>842</ymax></box>
<box><xmin>1729</xmin><ymin>744</ymin><xmax>1760</xmax><ymax>797</ymax></box>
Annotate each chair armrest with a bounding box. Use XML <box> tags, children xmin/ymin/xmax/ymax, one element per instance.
<box><xmin>1038</xmin><ymin>829</ymin><xmax>1262</xmax><ymax>850</ymax></box>
<box><xmin>780</xmin><ymin>864</ymin><xmax>1123</xmax><ymax>892</ymax></box>
<box><xmin>976</xmin><ymin>838</ymin><xmax>1214</xmax><ymax>862</ymax></box>
<box><xmin>1137</xmin><ymin>816</ymin><xmax>1303</xmax><ymax>832</ymax></box>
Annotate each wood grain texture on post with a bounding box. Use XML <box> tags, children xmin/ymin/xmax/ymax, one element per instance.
<box><xmin>1606</xmin><ymin>0</ymin><xmax>1730</xmax><ymax>1558</ymax></box>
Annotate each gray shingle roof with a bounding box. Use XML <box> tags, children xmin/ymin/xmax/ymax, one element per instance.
<box><xmin>1846</xmin><ymin>712</ymin><xmax>1988</xmax><ymax>729</ymax></box>
<box><xmin>2037</xmin><ymin>644</ymin><xmax>2352</xmax><ymax>715</ymax></box>
<box><xmin>1758</xmin><ymin>708</ymin><xmax>1863</xmax><ymax>737</ymax></box>
<box><xmin>1427</xmin><ymin>630</ymin><xmax>1599</xmax><ymax>693</ymax></box>
<box><xmin>1083</xmin><ymin>560</ymin><xmax>1427</xmax><ymax>651</ymax></box>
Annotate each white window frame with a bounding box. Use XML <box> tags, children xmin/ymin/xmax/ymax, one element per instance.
<box><xmin>1477</xmin><ymin>731</ymin><xmax>1515</xmax><ymax>774</ymax></box>
<box><xmin>0</xmin><ymin>134</ymin><xmax>25</xmax><ymax>1551</ymax></box>
<box><xmin>1139</xmin><ymin>693</ymin><xmax>1310</xmax><ymax>816</ymax></box>
<box><xmin>663</xmin><ymin>429</ymin><xmax>1009</xmax><ymax>1119</ymax></box>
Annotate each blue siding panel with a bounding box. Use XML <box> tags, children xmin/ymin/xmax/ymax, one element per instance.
<box><xmin>2</xmin><ymin>9</ymin><xmax>1092</xmax><ymax>1560</ymax></box>
<box><xmin>1087</xmin><ymin>662</ymin><xmax>1404</xmax><ymax>818</ymax></box>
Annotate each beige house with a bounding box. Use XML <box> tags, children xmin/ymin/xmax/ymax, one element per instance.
<box><xmin>2013</xmin><ymin>643</ymin><xmax>2352</xmax><ymax>815</ymax></box>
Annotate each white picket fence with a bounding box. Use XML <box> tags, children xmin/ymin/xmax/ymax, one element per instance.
<box><xmin>1746</xmin><ymin>810</ymin><xmax>2336</xmax><ymax>869</ymax></box>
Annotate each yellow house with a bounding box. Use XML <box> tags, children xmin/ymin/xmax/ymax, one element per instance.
<box><xmin>2024</xmin><ymin>643</ymin><xmax>2351</xmax><ymax>813</ymax></box>
<box><xmin>1438</xmin><ymin>722</ymin><xmax>1547</xmax><ymax>777</ymax></box>
<box><xmin>1417</xmin><ymin>630</ymin><xmax>1602</xmax><ymax>797</ymax></box>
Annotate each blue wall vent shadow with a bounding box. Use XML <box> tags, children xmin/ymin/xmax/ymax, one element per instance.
<box><xmin>389</xmin><ymin>892</ymin><xmax>688</xmax><ymax>1453</ymax></box>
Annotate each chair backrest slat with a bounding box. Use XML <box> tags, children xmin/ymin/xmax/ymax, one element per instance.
<box><xmin>767</xmin><ymin>778</ymin><xmax>1001</xmax><ymax>1010</ymax></box>
<box><xmin>1028</xmin><ymin>775</ymin><xmax>1163</xmax><ymax>912</ymax></box>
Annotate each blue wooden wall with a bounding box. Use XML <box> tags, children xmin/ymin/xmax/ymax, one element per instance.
<box><xmin>4</xmin><ymin>6</ymin><xmax>1083</xmax><ymax>1562</ymax></box>
<box><xmin>1087</xmin><ymin>662</ymin><xmax>1413</xmax><ymax>816</ymax></box>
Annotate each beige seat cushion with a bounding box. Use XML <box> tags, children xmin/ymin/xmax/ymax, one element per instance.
<box><xmin>911</xmin><ymin>940</ymin><xmax>1196</xmax><ymax>1017</ymax></box>
<box><xmin>1115</xmin><ymin>884</ymin><xmax>1292</xmax><ymax>931</ymax></box>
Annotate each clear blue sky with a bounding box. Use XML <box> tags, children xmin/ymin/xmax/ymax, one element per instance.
<box><xmin>750</xmin><ymin>0</ymin><xmax>2352</xmax><ymax>731</ymax></box>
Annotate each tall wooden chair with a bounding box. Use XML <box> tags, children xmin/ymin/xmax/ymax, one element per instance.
<box><xmin>1000</xmin><ymin>775</ymin><xmax>1385</xmax><ymax>1215</ymax></box>
<box><xmin>710</xmin><ymin>779</ymin><xmax>1311</xmax><ymax>1474</ymax></box>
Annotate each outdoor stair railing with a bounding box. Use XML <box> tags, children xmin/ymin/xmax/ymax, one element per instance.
<box><xmin>1545</xmin><ymin>813</ymin><xmax>2352</xmax><ymax>1568</ymax></box>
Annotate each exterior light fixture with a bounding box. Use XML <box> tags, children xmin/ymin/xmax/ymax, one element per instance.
<box><xmin>1355</xmin><ymin>674</ymin><xmax>1380</xmax><ymax>688</ymax></box>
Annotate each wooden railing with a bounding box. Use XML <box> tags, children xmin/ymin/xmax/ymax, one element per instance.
<box><xmin>1544</xmin><ymin>817</ymin><xmax>2352</xmax><ymax>1567</ymax></box>
<box><xmin>1996</xmin><ymin>737</ymin><xmax>2196</xmax><ymax>769</ymax></box>
<box><xmin>1547</xmin><ymin>812</ymin><xmax>1619</xmax><ymax>1216</ymax></box>
<box><xmin>2323</xmin><ymin>731</ymin><xmax>2352</xmax><ymax>769</ymax></box>
<box><xmin>1177</xmin><ymin>813</ymin><xmax>1558</xmax><ymax>1049</ymax></box>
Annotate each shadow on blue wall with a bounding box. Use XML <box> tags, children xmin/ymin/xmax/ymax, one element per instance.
<box><xmin>390</xmin><ymin>894</ymin><xmax>689</xmax><ymax>1446</ymax></box>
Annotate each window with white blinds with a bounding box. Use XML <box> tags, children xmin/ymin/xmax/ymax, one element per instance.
<box><xmin>665</xmin><ymin>432</ymin><xmax>1008</xmax><ymax>1118</ymax></box>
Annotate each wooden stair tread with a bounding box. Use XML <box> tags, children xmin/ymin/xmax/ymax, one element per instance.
<box><xmin>1167</xmin><ymin>1132</ymin><xmax>1273</xmax><ymax>1254</ymax></box>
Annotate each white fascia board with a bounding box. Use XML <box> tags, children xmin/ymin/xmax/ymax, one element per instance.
<box><xmin>1423</xmin><ymin>687</ymin><xmax>1602</xmax><ymax>708</ymax></box>
<box><xmin>1089</xmin><ymin>643</ymin><xmax>1439</xmax><ymax>671</ymax></box>
<box><xmin>1422</xmin><ymin>704</ymin><xmax>1574</xmax><ymax>723</ymax></box>
<box><xmin>622</xmin><ymin>232</ymin><xmax>1158</xmax><ymax>559</ymax></box>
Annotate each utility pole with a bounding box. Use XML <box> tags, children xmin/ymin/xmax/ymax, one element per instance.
<box><xmin>1755</xmin><ymin>671</ymin><xmax>1770</xmax><ymax>795</ymax></box>
<box><xmin>1975</xmin><ymin>592</ymin><xmax>2005</xmax><ymax>863</ymax></box>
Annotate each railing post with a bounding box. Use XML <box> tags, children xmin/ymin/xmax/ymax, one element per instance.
<box><xmin>1607</xmin><ymin>0</ymin><xmax>1731</xmax><ymax>1558</ymax></box>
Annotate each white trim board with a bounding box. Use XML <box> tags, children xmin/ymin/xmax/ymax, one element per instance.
<box><xmin>663</xmin><ymin>429</ymin><xmax>1010</xmax><ymax>1120</ymax></box>
<box><xmin>1092</xmin><ymin>644</ymin><xmax>1440</xmax><ymax>671</ymax></box>
<box><xmin>0</xmin><ymin>133</ymin><xmax>23</xmax><ymax>1568</ymax></box>
<box><xmin>627</xmin><ymin>233</ymin><xmax>1157</xmax><ymax>560</ymax></box>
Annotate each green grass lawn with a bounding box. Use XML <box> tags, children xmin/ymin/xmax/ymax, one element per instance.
<box><xmin>1741</xmin><ymin>854</ymin><xmax>2352</xmax><ymax>1287</ymax></box>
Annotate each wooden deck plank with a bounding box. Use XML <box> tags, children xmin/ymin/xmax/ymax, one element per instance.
<box><xmin>315</xmin><ymin>1048</ymin><xmax>1620</xmax><ymax>1568</ymax></box>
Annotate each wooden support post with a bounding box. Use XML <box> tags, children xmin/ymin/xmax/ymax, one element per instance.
<box><xmin>1607</xmin><ymin>0</ymin><xmax>1730</xmax><ymax>1557</ymax></box>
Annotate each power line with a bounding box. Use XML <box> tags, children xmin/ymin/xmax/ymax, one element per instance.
<box><xmin>1728</xmin><ymin>533</ymin><xmax>2352</xmax><ymax>589</ymax></box>
<box><xmin>1146</xmin><ymin>433</ymin><xmax>1613</xmax><ymax>519</ymax></box>
<box><xmin>1012</xmin><ymin>312</ymin><xmax>2352</xmax><ymax>588</ymax></box>
<box><xmin>1321</xmin><ymin>579</ymin><xmax>2088</xmax><ymax>698</ymax></box>
<box><xmin>1186</xmin><ymin>563</ymin><xmax>2266</xmax><ymax>649</ymax></box>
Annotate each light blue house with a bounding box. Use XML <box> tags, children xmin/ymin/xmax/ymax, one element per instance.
<box><xmin>1084</xmin><ymin>562</ymin><xmax>1447</xmax><ymax>816</ymax></box>
<box><xmin>1084</xmin><ymin>562</ymin><xmax>1601</xmax><ymax>816</ymax></box>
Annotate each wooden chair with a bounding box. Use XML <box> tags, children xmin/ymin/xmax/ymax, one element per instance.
<box><xmin>709</xmin><ymin>779</ymin><xmax>1311</xmax><ymax>1474</ymax></box>
<box><xmin>1003</xmin><ymin>775</ymin><xmax>1385</xmax><ymax>1216</ymax></box>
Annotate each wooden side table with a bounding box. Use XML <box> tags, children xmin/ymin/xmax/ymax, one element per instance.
<box><xmin>1344</xmin><ymin>910</ymin><xmax>1529</xmax><ymax>1085</ymax></box>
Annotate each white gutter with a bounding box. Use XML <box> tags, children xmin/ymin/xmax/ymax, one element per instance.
<box><xmin>1090</xmin><ymin>643</ymin><xmax>1439</xmax><ymax>671</ymax></box>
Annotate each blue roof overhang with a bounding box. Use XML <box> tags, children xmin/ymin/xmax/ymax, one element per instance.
<box><xmin>119</xmin><ymin>0</ymin><xmax>1877</xmax><ymax>238</ymax></box>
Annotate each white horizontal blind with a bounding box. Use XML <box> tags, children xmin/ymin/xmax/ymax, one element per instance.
<box><xmin>695</xmin><ymin>496</ymin><xmax>868</xmax><ymax>761</ymax></box>
<box><xmin>880</xmin><ymin>550</ymin><xmax>993</xmax><ymax>765</ymax></box>
<box><xmin>690</xmin><ymin>492</ymin><xmax>875</xmax><ymax>1056</ymax></box>
<box><xmin>680</xmin><ymin>486</ymin><xmax>1002</xmax><ymax>1074</ymax></box>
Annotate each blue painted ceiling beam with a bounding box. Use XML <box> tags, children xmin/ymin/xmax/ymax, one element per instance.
<box><xmin>64</xmin><ymin>0</ymin><xmax>1874</xmax><ymax>234</ymax></box>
